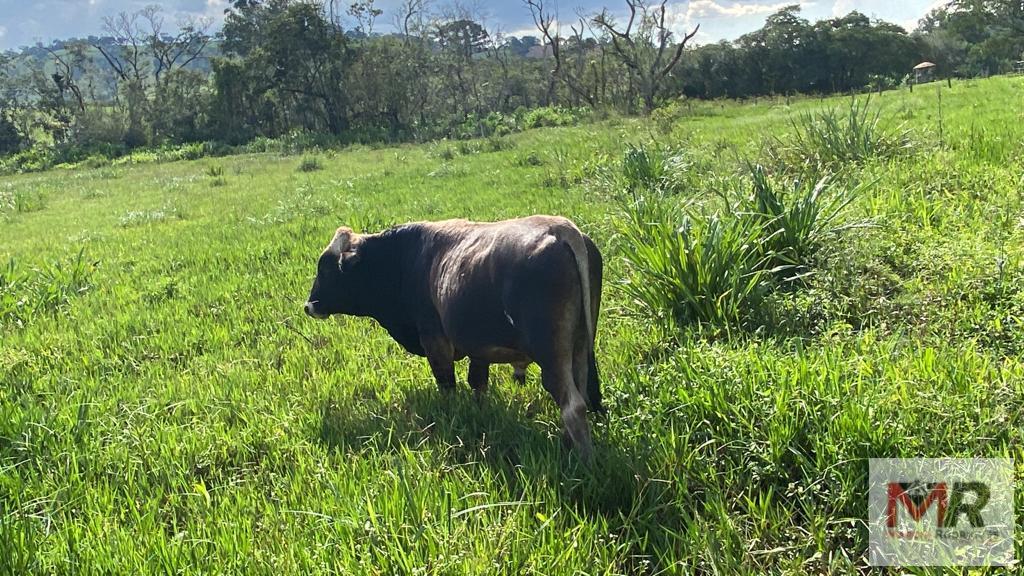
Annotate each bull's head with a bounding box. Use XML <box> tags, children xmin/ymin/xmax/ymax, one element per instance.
<box><xmin>304</xmin><ymin>226</ymin><xmax>362</xmax><ymax>319</ymax></box>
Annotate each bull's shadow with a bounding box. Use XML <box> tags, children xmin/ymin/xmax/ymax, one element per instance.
<box><xmin>318</xmin><ymin>376</ymin><xmax>666</xmax><ymax>519</ymax></box>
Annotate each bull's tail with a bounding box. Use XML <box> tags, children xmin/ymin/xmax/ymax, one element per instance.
<box><xmin>563</xmin><ymin>228</ymin><xmax>596</xmax><ymax>409</ymax></box>
<box><xmin>564</xmin><ymin>231</ymin><xmax>593</xmax><ymax>353</ymax></box>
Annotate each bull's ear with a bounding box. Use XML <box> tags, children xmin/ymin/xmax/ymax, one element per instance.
<box><xmin>327</xmin><ymin>226</ymin><xmax>354</xmax><ymax>254</ymax></box>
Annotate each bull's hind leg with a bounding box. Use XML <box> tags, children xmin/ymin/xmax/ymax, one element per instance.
<box><xmin>539</xmin><ymin>360</ymin><xmax>593</xmax><ymax>462</ymax></box>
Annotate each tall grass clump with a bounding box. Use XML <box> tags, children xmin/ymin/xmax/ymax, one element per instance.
<box><xmin>426</xmin><ymin>141</ymin><xmax>457</xmax><ymax>160</ymax></box>
<box><xmin>618</xmin><ymin>197</ymin><xmax>773</xmax><ymax>332</ymax></box>
<box><xmin>0</xmin><ymin>250</ymin><xmax>95</xmax><ymax>328</ymax></box>
<box><xmin>618</xmin><ymin>143</ymin><xmax>690</xmax><ymax>197</ymax></box>
<box><xmin>742</xmin><ymin>165</ymin><xmax>871</xmax><ymax>279</ymax></box>
<box><xmin>773</xmin><ymin>98</ymin><xmax>911</xmax><ymax>174</ymax></box>
<box><xmin>298</xmin><ymin>155</ymin><xmax>323</xmax><ymax>172</ymax></box>
<box><xmin>615</xmin><ymin>145</ymin><xmax>867</xmax><ymax>335</ymax></box>
<box><xmin>0</xmin><ymin>186</ymin><xmax>47</xmax><ymax>215</ymax></box>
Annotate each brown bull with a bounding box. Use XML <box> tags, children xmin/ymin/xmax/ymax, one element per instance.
<box><xmin>303</xmin><ymin>216</ymin><xmax>604</xmax><ymax>459</ymax></box>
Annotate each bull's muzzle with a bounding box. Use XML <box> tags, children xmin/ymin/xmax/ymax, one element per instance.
<box><xmin>304</xmin><ymin>301</ymin><xmax>329</xmax><ymax>319</ymax></box>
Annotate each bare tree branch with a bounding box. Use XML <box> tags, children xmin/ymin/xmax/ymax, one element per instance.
<box><xmin>44</xmin><ymin>45</ymin><xmax>86</xmax><ymax>112</ymax></box>
<box><xmin>591</xmin><ymin>0</ymin><xmax>699</xmax><ymax>110</ymax></box>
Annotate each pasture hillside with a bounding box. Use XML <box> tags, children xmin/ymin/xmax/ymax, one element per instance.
<box><xmin>1</xmin><ymin>77</ymin><xmax>1023</xmax><ymax>573</ymax></box>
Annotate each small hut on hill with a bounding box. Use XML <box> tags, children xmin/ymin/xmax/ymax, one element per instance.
<box><xmin>913</xmin><ymin>61</ymin><xmax>937</xmax><ymax>83</ymax></box>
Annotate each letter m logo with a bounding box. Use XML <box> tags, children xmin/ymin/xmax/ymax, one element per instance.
<box><xmin>886</xmin><ymin>482</ymin><xmax>948</xmax><ymax>531</ymax></box>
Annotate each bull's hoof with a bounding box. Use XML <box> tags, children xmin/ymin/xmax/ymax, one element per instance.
<box><xmin>561</xmin><ymin>432</ymin><xmax>593</xmax><ymax>463</ymax></box>
<box><xmin>560</xmin><ymin>430</ymin><xmax>573</xmax><ymax>450</ymax></box>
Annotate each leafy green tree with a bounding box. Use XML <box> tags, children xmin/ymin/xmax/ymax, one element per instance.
<box><xmin>217</xmin><ymin>0</ymin><xmax>354</xmax><ymax>135</ymax></box>
<box><xmin>916</xmin><ymin>0</ymin><xmax>1024</xmax><ymax>75</ymax></box>
<box><xmin>0</xmin><ymin>54</ymin><xmax>28</xmax><ymax>156</ymax></box>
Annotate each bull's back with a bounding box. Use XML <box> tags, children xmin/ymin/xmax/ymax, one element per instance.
<box><xmin>422</xmin><ymin>217</ymin><xmax>584</xmax><ymax>357</ymax></box>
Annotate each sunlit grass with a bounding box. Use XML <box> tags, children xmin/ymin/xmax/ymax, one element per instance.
<box><xmin>1</xmin><ymin>76</ymin><xmax>1022</xmax><ymax>574</ymax></box>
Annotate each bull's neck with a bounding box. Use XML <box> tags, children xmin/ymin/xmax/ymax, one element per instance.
<box><xmin>347</xmin><ymin>226</ymin><xmax>415</xmax><ymax>325</ymax></box>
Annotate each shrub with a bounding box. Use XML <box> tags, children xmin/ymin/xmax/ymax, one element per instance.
<box><xmin>244</xmin><ymin>130</ymin><xmax>339</xmax><ymax>156</ymax></box>
<box><xmin>0</xmin><ymin>146</ymin><xmax>53</xmax><ymax>174</ymax></box>
<box><xmin>81</xmin><ymin>156</ymin><xmax>111</xmax><ymax>169</ymax></box>
<box><xmin>246</xmin><ymin>136</ymin><xmax>277</xmax><ymax>154</ymax></box>
<box><xmin>0</xmin><ymin>112</ymin><xmax>27</xmax><ymax>156</ymax></box>
<box><xmin>649</xmin><ymin>100</ymin><xmax>690</xmax><ymax>132</ymax></box>
<box><xmin>68</xmin><ymin>107</ymin><xmax>128</xmax><ymax>152</ymax></box>
<box><xmin>522</xmin><ymin>106</ymin><xmax>589</xmax><ymax>129</ymax></box>
<box><xmin>206</xmin><ymin>164</ymin><xmax>225</xmax><ymax>178</ymax></box>
<box><xmin>481</xmin><ymin>111</ymin><xmax>519</xmax><ymax>136</ymax></box>
<box><xmin>456</xmin><ymin>140</ymin><xmax>479</xmax><ymax>155</ymax></box>
<box><xmin>427</xmin><ymin>142</ymin><xmax>456</xmax><ymax>160</ymax></box>
<box><xmin>162</xmin><ymin>142</ymin><xmax>206</xmax><ymax>162</ymax></box>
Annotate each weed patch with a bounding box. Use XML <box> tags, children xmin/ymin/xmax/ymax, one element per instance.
<box><xmin>0</xmin><ymin>185</ymin><xmax>47</xmax><ymax>216</ymax></box>
<box><xmin>119</xmin><ymin>206</ymin><xmax>182</xmax><ymax>227</ymax></box>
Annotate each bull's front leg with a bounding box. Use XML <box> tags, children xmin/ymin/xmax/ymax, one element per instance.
<box><xmin>468</xmin><ymin>359</ymin><xmax>489</xmax><ymax>394</ymax></box>
<box><xmin>512</xmin><ymin>361</ymin><xmax>529</xmax><ymax>386</ymax></box>
<box><xmin>421</xmin><ymin>334</ymin><xmax>456</xmax><ymax>392</ymax></box>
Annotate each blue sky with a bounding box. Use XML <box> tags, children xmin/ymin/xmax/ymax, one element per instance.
<box><xmin>0</xmin><ymin>0</ymin><xmax>943</xmax><ymax>51</ymax></box>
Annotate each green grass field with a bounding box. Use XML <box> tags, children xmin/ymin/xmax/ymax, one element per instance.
<box><xmin>2</xmin><ymin>76</ymin><xmax>1023</xmax><ymax>573</ymax></box>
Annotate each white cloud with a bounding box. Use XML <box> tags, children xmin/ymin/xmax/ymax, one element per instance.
<box><xmin>687</xmin><ymin>0</ymin><xmax>800</xmax><ymax>19</ymax></box>
<box><xmin>664</xmin><ymin>1</ymin><xmax>818</xmax><ymax>42</ymax></box>
<box><xmin>833</xmin><ymin>0</ymin><xmax>944</xmax><ymax>32</ymax></box>
<box><xmin>0</xmin><ymin>26</ymin><xmax>7</xmax><ymax>39</ymax></box>
<box><xmin>900</xmin><ymin>0</ymin><xmax>947</xmax><ymax>31</ymax></box>
<box><xmin>204</xmin><ymin>0</ymin><xmax>228</xmax><ymax>17</ymax></box>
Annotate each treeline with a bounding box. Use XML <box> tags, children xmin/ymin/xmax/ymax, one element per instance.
<box><xmin>671</xmin><ymin>1</ymin><xmax>1024</xmax><ymax>99</ymax></box>
<box><xmin>0</xmin><ymin>0</ymin><xmax>1021</xmax><ymax>165</ymax></box>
